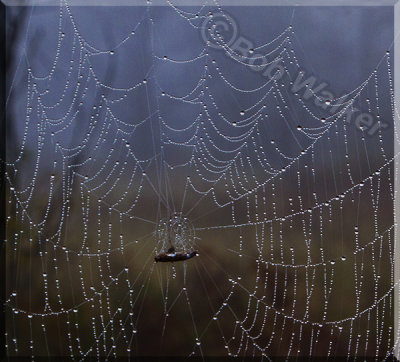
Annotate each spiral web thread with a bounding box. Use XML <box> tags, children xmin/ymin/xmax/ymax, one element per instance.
<box><xmin>4</xmin><ymin>1</ymin><xmax>400</xmax><ymax>359</ymax></box>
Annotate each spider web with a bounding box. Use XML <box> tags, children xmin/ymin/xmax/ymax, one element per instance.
<box><xmin>4</xmin><ymin>1</ymin><xmax>400</xmax><ymax>359</ymax></box>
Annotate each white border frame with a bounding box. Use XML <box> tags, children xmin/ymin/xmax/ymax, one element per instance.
<box><xmin>0</xmin><ymin>0</ymin><xmax>398</xmax><ymax>5</ymax></box>
<box><xmin>394</xmin><ymin>2</ymin><xmax>400</xmax><ymax>359</ymax></box>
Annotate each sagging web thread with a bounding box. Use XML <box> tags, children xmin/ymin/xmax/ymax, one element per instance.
<box><xmin>4</xmin><ymin>1</ymin><xmax>400</xmax><ymax>359</ymax></box>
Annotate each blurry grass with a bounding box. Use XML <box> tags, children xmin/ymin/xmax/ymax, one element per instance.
<box><xmin>5</xmin><ymin>158</ymin><xmax>394</xmax><ymax>357</ymax></box>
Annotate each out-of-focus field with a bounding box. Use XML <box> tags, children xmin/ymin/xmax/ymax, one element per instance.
<box><xmin>6</xmin><ymin>153</ymin><xmax>394</xmax><ymax>357</ymax></box>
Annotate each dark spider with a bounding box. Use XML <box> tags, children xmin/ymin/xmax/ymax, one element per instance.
<box><xmin>155</xmin><ymin>247</ymin><xmax>198</xmax><ymax>263</ymax></box>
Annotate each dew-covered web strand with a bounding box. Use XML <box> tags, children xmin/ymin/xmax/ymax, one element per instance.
<box><xmin>187</xmin><ymin>80</ymin><xmax>392</xmax><ymax>222</ymax></box>
<box><xmin>155</xmin><ymin>2</ymin><xmax>396</xmax><ymax>354</ymax></box>
<box><xmin>4</xmin><ymin>0</ymin><xmax>399</xmax><ymax>359</ymax></box>
<box><xmin>173</xmin><ymin>64</ymin><xmax>376</xmax><ymax>218</ymax></box>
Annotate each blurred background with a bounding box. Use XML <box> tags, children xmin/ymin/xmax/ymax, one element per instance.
<box><xmin>5</xmin><ymin>3</ymin><xmax>396</xmax><ymax>358</ymax></box>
